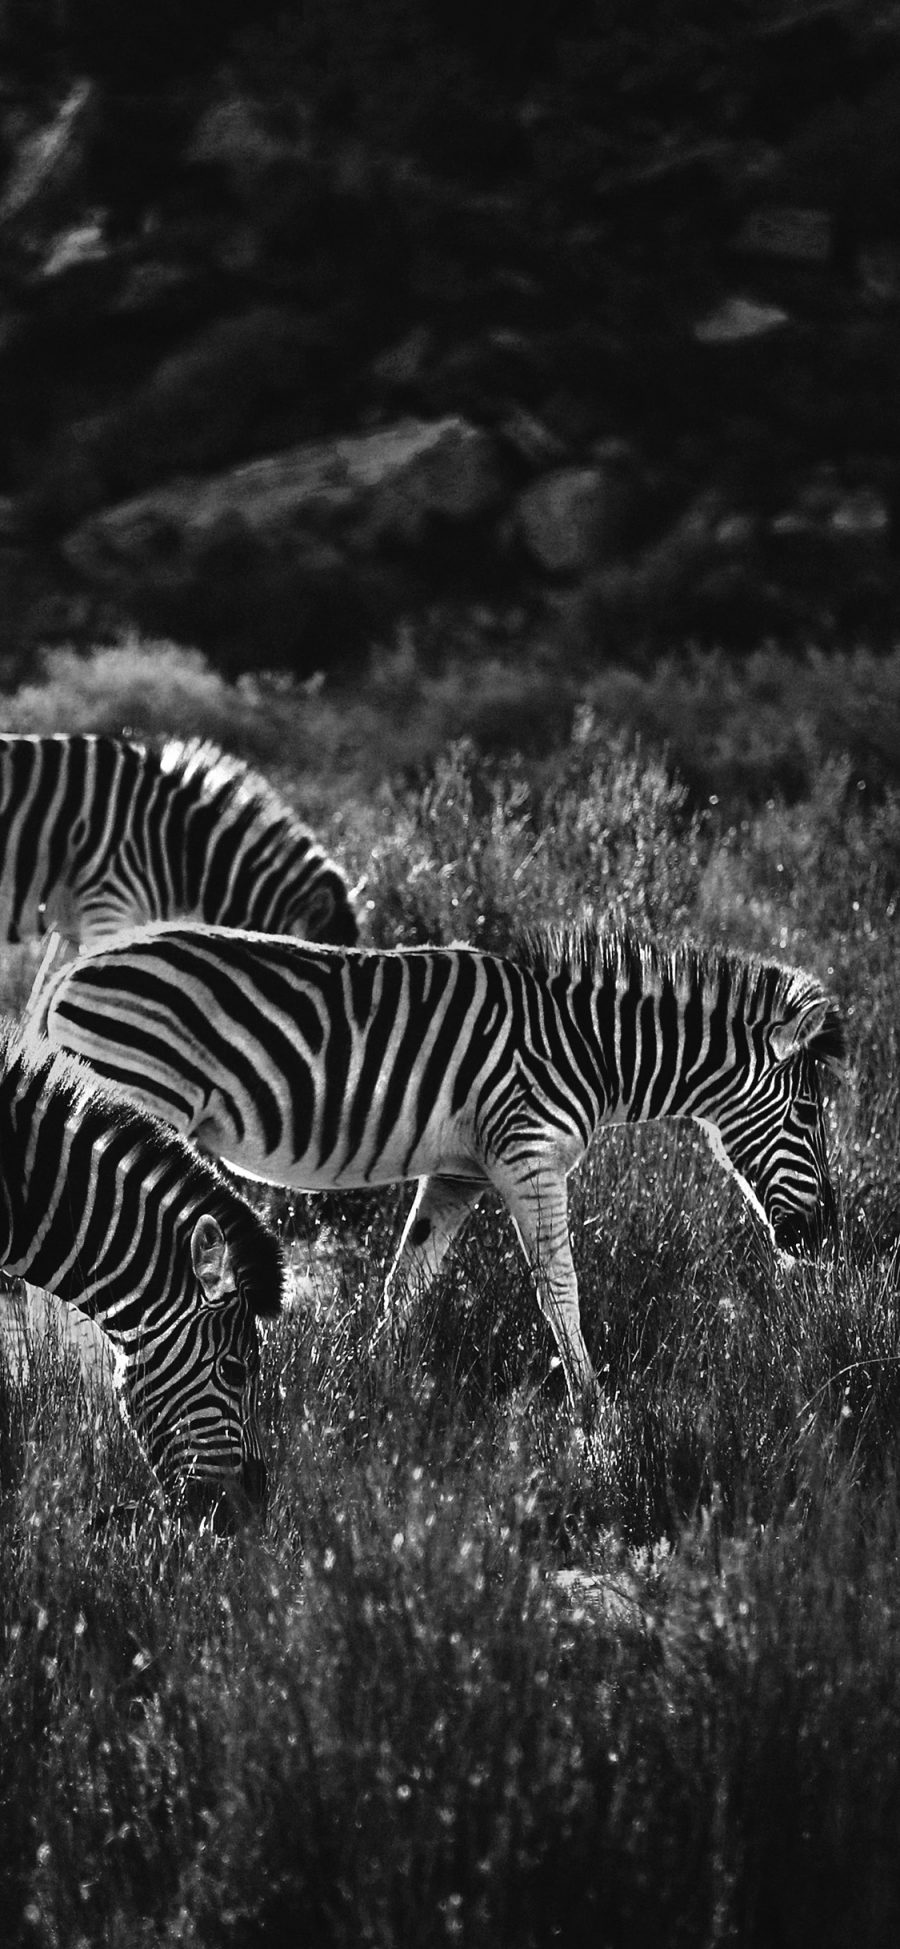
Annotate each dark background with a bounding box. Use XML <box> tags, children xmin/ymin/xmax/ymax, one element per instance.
<box><xmin>0</xmin><ymin>0</ymin><xmax>898</xmax><ymax>754</ymax></box>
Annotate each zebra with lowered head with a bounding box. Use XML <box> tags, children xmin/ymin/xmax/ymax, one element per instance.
<box><xmin>0</xmin><ymin>1019</ymin><xmax>284</xmax><ymax>1519</ymax></box>
<box><xmin>37</xmin><ymin>920</ymin><xmax>845</xmax><ymax>1424</ymax></box>
<box><xmin>0</xmin><ymin>731</ymin><xmax>358</xmax><ymax>960</ymax></box>
<box><xmin>0</xmin><ymin>731</ymin><xmax>349</xmax><ymax>1381</ymax></box>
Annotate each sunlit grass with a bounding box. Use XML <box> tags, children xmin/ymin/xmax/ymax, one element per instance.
<box><xmin>4</xmin><ymin>1312</ymin><xmax>900</xmax><ymax>1948</ymax></box>
<box><xmin>2</xmin><ymin>693</ymin><xmax>900</xmax><ymax>1943</ymax></box>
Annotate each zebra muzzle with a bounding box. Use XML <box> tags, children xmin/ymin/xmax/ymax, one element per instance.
<box><xmin>772</xmin><ymin>1189</ymin><xmax>836</xmax><ymax>1259</ymax></box>
<box><xmin>176</xmin><ymin>1458</ymin><xmax>269</xmax><ymax>1531</ymax></box>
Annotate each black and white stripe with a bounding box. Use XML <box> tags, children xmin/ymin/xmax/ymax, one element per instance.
<box><xmin>38</xmin><ymin>921</ymin><xmax>844</xmax><ymax>1418</ymax></box>
<box><xmin>0</xmin><ymin>1020</ymin><xmax>284</xmax><ymax>1514</ymax></box>
<box><xmin>0</xmin><ymin>733</ymin><xmax>357</xmax><ymax>951</ymax></box>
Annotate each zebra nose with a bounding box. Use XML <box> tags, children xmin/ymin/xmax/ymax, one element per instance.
<box><xmin>773</xmin><ymin>1193</ymin><xmax>835</xmax><ymax>1258</ymax></box>
<box><xmin>200</xmin><ymin>1462</ymin><xmax>269</xmax><ymax>1531</ymax></box>
<box><xmin>773</xmin><ymin>1211</ymin><xmax>816</xmax><ymax>1257</ymax></box>
<box><xmin>240</xmin><ymin>1453</ymin><xmax>269</xmax><ymax>1517</ymax></box>
<box><xmin>176</xmin><ymin>1461</ymin><xmax>268</xmax><ymax>1529</ymax></box>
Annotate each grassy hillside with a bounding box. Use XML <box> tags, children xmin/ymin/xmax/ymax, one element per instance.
<box><xmin>1</xmin><ymin>650</ymin><xmax>899</xmax><ymax>1945</ymax></box>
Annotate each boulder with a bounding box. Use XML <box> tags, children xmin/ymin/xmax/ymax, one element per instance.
<box><xmin>733</xmin><ymin>205</ymin><xmax>832</xmax><ymax>265</ymax></box>
<box><xmin>62</xmin><ymin>415</ymin><xmax>501</xmax><ymax>667</ymax></box>
<box><xmin>0</xmin><ymin>80</ymin><xmax>94</xmax><ymax>237</ymax></box>
<box><xmin>96</xmin><ymin>305</ymin><xmax>343</xmax><ymax>493</ymax></box>
<box><xmin>693</xmin><ymin>295</ymin><xmax>791</xmax><ymax>343</ymax></box>
<box><xmin>65</xmin><ymin>414</ymin><xmax>501</xmax><ymax>581</ymax></box>
<box><xmin>515</xmin><ymin>464</ymin><xmax>626</xmax><ymax>574</ymax></box>
<box><xmin>186</xmin><ymin>83</ymin><xmax>309</xmax><ymax>194</ymax></box>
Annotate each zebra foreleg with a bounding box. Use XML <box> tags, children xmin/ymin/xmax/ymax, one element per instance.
<box><xmin>384</xmin><ymin>1173</ymin><xmax>487</xmax><ymax>1330</ymax></box>
<box><xmin>493</xmin><ymin>1167</ymin><xmax>599</xmax><ymax>1426</ymax></box>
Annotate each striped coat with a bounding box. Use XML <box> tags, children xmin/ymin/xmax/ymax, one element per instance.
<box><xmin>0</xmin><ymin>732</ymin><xmax>357</xmax><ymax>950</ymax></box>
<box><xmin>38</xmin><ymin>922</ymin><xmax>844</xmax><ymax>1421</ymax></box>
<box><xmin>0</xmin><ymin>1020</ymin><xmax>284</xmax><ymax>1516</ymax></box>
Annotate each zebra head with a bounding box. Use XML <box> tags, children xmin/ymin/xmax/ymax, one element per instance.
<box><xmin>121</xmin><ymin>1211</ymin><xmax>281</xmax><ymax>1527</ymax></box>
<box><xmin>694</xmin><ymin>976</ymin><xmax>845</xmax><ymax>1257</ymax></box>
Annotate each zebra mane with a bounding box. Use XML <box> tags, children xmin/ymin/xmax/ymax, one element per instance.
<box><xmin>515</xmin><ymin>920</ymin><xmax>846</xmax><ymax>1068</ymax></box>
<box><xmin>156</xmin><ymin>737</ymin><xmax>317</xmax><ymax>852</ymax></box>
<box><xmin>154</xmin><ymin>736</ymin><xmax>358</xmax><ymax>941</ymax></box>
<box><xmin>3</xmin><ymin>1021</ymin><xmax>285</xmax><ymax>1319</ymax></box>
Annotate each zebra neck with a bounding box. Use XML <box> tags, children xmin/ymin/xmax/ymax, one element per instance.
<box><xmin>4</xmin><ymin>1236</ymin><xmax>142</xmax><ymax>1349</ymax></box>
<box><xmin>583</xmin><ymin>959</ymin><xmax>732</xmax><ymax>1126</ymax></box>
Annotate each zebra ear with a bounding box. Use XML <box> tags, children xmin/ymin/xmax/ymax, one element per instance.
<box><xmin>770</xmin><ymin>998</ymin><xmax>846</xmax><ymax>1073</ymax></box>
<box><xmin>191</xmin><ymin>1215</ymin><xmax>237</xmax><ymax>1309</ymax></box>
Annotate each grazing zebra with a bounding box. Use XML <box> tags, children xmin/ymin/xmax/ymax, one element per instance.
<box><xmin>37</xmin><ymin>921</ymin><xmax>844</xmax><ymax>1421</ymax></box>
<box><xmin>0</xmin><ymin>731</ymin><xmax>357</xmax><ymax>959</ymax></box>
<box><xmin>0</xmin><ymin>1019</ymin><xmax>284</xmax><ymax>1516</ymax></box>
<box><xmin>0</xmin><ymin>1281</ymin><xmax>118</xmax><ymax>1392</ymax></box>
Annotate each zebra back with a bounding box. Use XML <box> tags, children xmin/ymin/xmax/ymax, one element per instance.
<box><xmin>0</xmin><ymin>732</ymin><xmax>358</xmax><ymax>947</ymax></box>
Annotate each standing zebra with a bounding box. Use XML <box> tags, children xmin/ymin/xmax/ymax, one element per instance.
<box><xmin>37</xmin><ymin>921</ymin><xmax>844</xmax><ymax>1420</ymax></box>
<box><xmin>0</xmin><ymin>732</ymin><xmax>358</xmax><ymax>955</ymax></box>
<box><xmin>0</xmin><ymin>1019</ymin><xmax>284</xmax><ymax>1516</ymax></box>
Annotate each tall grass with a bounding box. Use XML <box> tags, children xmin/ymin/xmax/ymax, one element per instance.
<box><xmin>2</xmin><ymin>677</ymin><xmax>900</xmax><ymax>1944</ymax></box>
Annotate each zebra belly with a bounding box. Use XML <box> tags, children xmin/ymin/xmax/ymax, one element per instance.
<box><xmin>197</xmin><ymin>1098</ymin><xmax>485</xmax><ymax>1194</ymax></box>
<box><xmin>48</xmin><ymin>1034</ymin><xmax>485</xmax><ymax>1192</ymax></box>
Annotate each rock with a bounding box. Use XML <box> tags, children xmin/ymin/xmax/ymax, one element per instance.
<box><xmin>515</xmin><ymin>465</ymin><xmax>624</xmax><ymax>574</ymax></box>
<box><xmin>28</xmin><ymin>216</ymin><xmax>120</xmax><ymax>323</ymax></box>
<box><xmin>26</xmin><ymin>413</ymin><xmax>111</xmax><ymax>528</ymax></box>
<box><xmin>829</xmin><ymin>488</ymin><xmax>890</xmax><ymax>537</ymax></box>
<box><xmin>61</xmin><ymin>416</ymin><xmax>501</xmax><ymax>666</ymax></box>
<box><xmin>186</xmin><ymin>82</ymin><xmax>311</xmax><ymax>199</ymax></box>
<box><xmin>772</xmin><ymin>470</ymin><xmax>891</xmax><ymax>541</ymax></box>
<box><xmin>714</xmin><ymin>512</ymin><xmax>758</xmax><ymax>549</ymax></box>
<box><xmin>97</xmin><ymin>305</ymin><xmax>340</xmax><ymax>492</ymax></box>
<box><xmin>500</xmin><ymin>406</ymin><xmax>570</xmax><ymax>469</ymax></box>
<box><xmin>112</xmin><ymin>255</ymin><xmax>204</xmax><ymax>320</ymax></box>
<box><xmin>733</xmin><ymin>205</ymin><xmax>833</xmax><ymax>264</ymax></box>
<box><xmin>0</xmin><ymin>496</ymin><xmax>22</xmax><ymax>539</ymax></box>
<box><xmin>860</xmin><ymin>241</ymin><xmax>900</xmax><ymax>303</ymax></box>
<box><xmin>65</xmin><ymin>415</ymin><xmax>501</xmax><ymax>582</ymax></box>
<box><xmin>693</xmin><ymin>295</ymin><xmax>791</xmax><ymax>343</ymax></box>
<box><xmin>0</xmin><ymin>80</ymin><xmax>93</xmax><ymax>236</ymax></box>
<box><xmin>370</xmin><ymin>325</ymin><xmax>434</xmax><ymax>395</ymax></box>
<box><xmin>41</xmin><ymin>215</ymin><xmax>106</xmax><ymax>278</ymax></box>
<box><xmin>578</xmin><ymin>490</ymin><xmax>728</xmax><ymax>631</ymax></box>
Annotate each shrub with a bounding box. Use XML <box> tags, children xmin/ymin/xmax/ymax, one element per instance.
<box><xmin>356</xmin><ymin>718</ymin><xmax>705</xmax><ymax>948</ymax></box>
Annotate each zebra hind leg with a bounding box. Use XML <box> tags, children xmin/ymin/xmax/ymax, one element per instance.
<box><xmin>383</xmin><ymin>1174</ymin><xmax>487</xmax><ymax>1335</ymax></box>
<box><xmin>492</xmin><ymin>1166</ymin><xmax>600</xmax><ymax>1429</ymax></box>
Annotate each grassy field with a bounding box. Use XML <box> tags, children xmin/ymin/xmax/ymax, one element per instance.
<box><xmin>2</xmin><ymin>662</ymin><xmax>900</xmax><ymax>1946</ymax></box>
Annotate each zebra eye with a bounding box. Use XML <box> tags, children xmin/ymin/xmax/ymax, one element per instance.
<box><xmin>792</xmin><ymin>1096</ymin><xmax>820</xmax><ymax>1124</ymax></box>
<box><xmin>218</xmin><ymin>1354</ymin><xmax>246</xmax><ymax>1393</ymax></box>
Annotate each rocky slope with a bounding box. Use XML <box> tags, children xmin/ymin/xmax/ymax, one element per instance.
<box><xmin>0</xmin><ymin>2</ymin><xmax>898</xmax><ymax>677</ymax></box>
